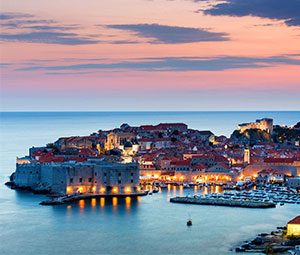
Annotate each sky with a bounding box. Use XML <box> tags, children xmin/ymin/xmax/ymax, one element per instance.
<box><xmin>0</xmin><ymin>0</ymin><xmax>300</xmax><ymax>111</ymax></box>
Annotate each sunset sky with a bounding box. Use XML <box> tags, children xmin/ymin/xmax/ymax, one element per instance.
<box><xmin>1</xmin><ymin>0</ymin><xmax>300</xmax><ymax>111</ymax></box>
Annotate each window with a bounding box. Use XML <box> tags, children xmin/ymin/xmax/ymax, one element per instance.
<box><xmin>88</xmin><ymin>178</ymin><xmax>92</xmax><ymax>182</ymax></box>
<box><xmin>131</xmin><ymin>180</ymin><xmax>133</xmax><ymax>183</ymax></box>
<box><xmin>95</xmin><ymin>172</ymin><xmax>97</xmax><ymax>176</ymax></box>
<box><xmin>118</xmin><ymin>180</ymin><xmax>121</xmax><ymax>184</ymax></box>
<box><xmin>131</xmin><ymin>173</ymin><xmax>134</xmax><ymax>176</ymax></box>
<box><xmin>79</xmin><ymin>178</ymin><xmax>83</xmax><ymax>183</ymax></box>
<box><xmin>70</xmin><ymin>178</ymin><xmax>73</xmax><ymax>183</ymax></box>
<box><xmin>118</xmin><ymin>173</ymin><xmax>121</xmax><ymax>176</ymax></box>
<box><xmin>104</xmin><ymin>173</ymin><xmax>107</xmax><ymax>176</ymax></box>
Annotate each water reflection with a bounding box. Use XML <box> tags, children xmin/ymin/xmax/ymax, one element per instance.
<box><xmin>100</xmin><ymin>197</ymin><xmax>105</xmax><ymax>208</ymax></box>
<box><xmin>51</xmin><ymin>196</ymin><xmax>140</xmax><ymax>217</ymax></box>
<box><xmin>125</xmin><ymin>196</ymin><xmax>131</xmax><ymax>210</ymax></box>
<box><xmin>91</xmin><ymin>198</ymin><xmax>96</xmax><ymax>208</ymax></box>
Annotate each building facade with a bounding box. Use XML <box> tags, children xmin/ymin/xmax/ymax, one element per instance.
<box><xmin>13</xmin><ymin>160</ymin><xmax>140</xmax><ymax>195</ymax></box>
<box><xmin>238</xmin><ymin>118</ymin><xmax>273</xmax><ymax>134</ymax></box>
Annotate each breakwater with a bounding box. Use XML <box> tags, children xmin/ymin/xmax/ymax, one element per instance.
<box><xmin>40</xmin><ymin>191</ymin><xmax>148</xmax><ymax>205</ymax></box>
<box><xmin>170</xmin><ymin>196</ymin><xmax>276</xmax><ymax>208</ymax></box>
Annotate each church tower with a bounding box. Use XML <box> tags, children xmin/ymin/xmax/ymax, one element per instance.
<box><xmin>244</xmin><ymin>148</ymin><xmax>250</xmax><ymax>165</ymax></box>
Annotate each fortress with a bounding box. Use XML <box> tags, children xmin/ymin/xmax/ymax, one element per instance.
<box><xmin>13</xmin><ymin>160</ymin><xmax>140</xmax><ymax>195</ymax></box>
<box><xmin>238</xmin><ymin>118</ymin><xmax>273</xmax><ymax>134</ymax></box>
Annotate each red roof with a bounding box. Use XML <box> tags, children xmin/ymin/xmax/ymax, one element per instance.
<box><xmin>38</xmin><ymin>155</ymin><xmax>65</xmax><ymax>163</ymax></box>
<box><xmin>288</xmin><ymin>216</ymin><xmax>300</xmax><ymax>225</ymax></box>
<box><xmin>264</xmin><ymin>158</ymin><xmax>295</xmax><ymax>164</ymax></box>
<box><xmin>157</xmin><ymin>123</ymin><xmax>187</xmax><ymax>127</ymax></box>
<box><xmin>170</xmin><ymin>159</ymin><xmax>191</xmax><ymax>166</ymax></box>
<box><xmin>140</xmin><ymin>125</ymin><xmax>157</xmax><ymax>131</ymax></box>
<box><xmin>78</xmin><ymin>148</ymin><xmax>97</xmax><ymax>155</ymax></box>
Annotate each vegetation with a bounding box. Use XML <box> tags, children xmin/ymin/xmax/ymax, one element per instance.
<box><xmin>231</xmin><ymin>128</ymin><xmax>271</xmax><ymax>145</ymax></box>
<box><xmin>272</xmin><ymin>125</ymin><xmax>300</xmax><ymax>143</ymax></box>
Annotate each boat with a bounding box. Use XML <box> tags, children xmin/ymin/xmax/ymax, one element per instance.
<box><xmin>187</xmin><ymin>219</ymin><xmax>192</xmax><ymax>226</ymax></box>
<box><xmin>148</xmin><ymin>191</ymin><xmax>153</xmax><ymax>195</ymax></box>
<box><xmin>152</xmin><ymin>188</ymin><xmax>159</xmax><ymax>193</ymax></box>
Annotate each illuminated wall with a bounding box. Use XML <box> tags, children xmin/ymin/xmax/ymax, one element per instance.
<box><xmin>287</xmin><ymin>223</ymin><xmax>300</xmax><ymax>237</ymax></box>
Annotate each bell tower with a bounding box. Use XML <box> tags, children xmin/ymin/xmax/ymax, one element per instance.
<box><xmin>244</xmin><ymin>148</ymin><xmax>250</xmax><ymax>165</ymax></box>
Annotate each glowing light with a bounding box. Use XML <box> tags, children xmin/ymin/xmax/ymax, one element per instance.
<box><xmin>66</xmin><ymin>186</ymin><xmax>73</xmax><ymax>194</ymax></box>
<box><xmin>112</xmin><ymin>187</ymin><xmax>118</xmax><ymax>193</ymax></box>
<box><xmin>77</xmin><ymin>186</ymin><xmax>84</xmax><ymax>193</ymax></box>
<box><xmin>100</xmin><ymin>197</ymin><xmax>105</xmax><ymax>207</ymax></box>
<box><xmin>136</xmin><ymin>186</ymin><xmax>141</xmax><ymax>192</ymax></box>
<box><xmin>79</xmin><ymin>199</ymin><xmax>85</xmax><ymax>209</ymax></box>
<box><xmin>125</xmin><ymin>187</ymin><xmax>131</xmax><ymax>193</ymax></box>
<box><xmin>92</xmin><ymin>186</ymin><xmax>96</xmax><ymax>193</ymax></box>
<box><xmin>100</xmin><ymin>187</ymin><xmax>106</xmax><ymax>193</ymax></box>
<box><xmin>125</xmin><ymin>196</ymin><xmax>131</xmax><ymax>208</ymax></box>
<box><xmin>112</xmin><ymin>197</ymin><xmax>118</xmax><ymax>207</ymax></box>
<box><xmin>91</xmin><ymin>198</ymin><xmax>96</xmax><ymax>208</ymax></box>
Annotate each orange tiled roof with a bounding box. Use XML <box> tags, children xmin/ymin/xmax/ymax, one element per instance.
<box><xmin>288</xmin><ymin>216</ymin><xmax>300</xmax><ymax>225</ymax></box>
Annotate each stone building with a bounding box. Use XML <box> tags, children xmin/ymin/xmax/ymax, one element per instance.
<box><xmin>13</xmin><ymin>160</ymin><xmax>139</xmax><ymax>195</ymax></box>
<box><xmin>105</xmin><ymin>132</ymin><xmax>136</xmax><ymax>151</ymax></box>
<box><xmin>238</xmin><ymin>118</ymin><xmax>273</xmax><ymax>134</ymax></box>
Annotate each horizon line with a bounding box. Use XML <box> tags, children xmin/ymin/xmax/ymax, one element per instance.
<box><xmin>1</xmin><ymin>110</ymin><xmax>300</xmax><ymax>113</ymax></box>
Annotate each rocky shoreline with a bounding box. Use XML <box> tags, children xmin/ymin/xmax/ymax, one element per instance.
<box><xmin>236</xmin><ymin>227</ymin><xmax>300</xmax><ymax>254</ymax></box>
<box><xmin>5</xmin><ymin>181</ymin><xmax>51</xmax><ymax>195</ymax></box>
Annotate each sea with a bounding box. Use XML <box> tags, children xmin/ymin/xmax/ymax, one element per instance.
<box><xmin>0</xmin><ymin>111</ymin><xmax>299</xmax><ymax>255</ymax></box>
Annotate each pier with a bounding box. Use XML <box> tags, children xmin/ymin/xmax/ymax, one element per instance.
<box><xmin>40</xmin><ymin>191</ymin><xmax>148</xmax><ymax>205</ymax></box>
<box><xmin>170</xmin><ymin>196</ymin><xmax>276</xmax><ymax>208</ymax></box>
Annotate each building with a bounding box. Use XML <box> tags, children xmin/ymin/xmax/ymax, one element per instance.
<box><xmin>238</xmin><ymin>118</ymin><xmax>273</xmax><ymax>134</ymax></box>
<box><xmin>244</xmin><ymin>148</ymin><xmax>250</xmax><ymax>165</ymax></box>
<box><xmin>139</xmin><ymin>123</ymin><xmax>188</xmax><ymax>133</ymax></box>
<box><xmin>138</xmin><ymin>138</ymin><xmax>172</xmax><ymax>150</ymax></box>
<box><xmin>255</xmin><ymin>169</ymin><xmax>285</xmax><ymax>184</ymax></box>
<box><xmin>13</xmin><ymin>160</ymin><xmax>140</xmax><ymax>195</ymax></box>
<box><xmin>242</xmin><ymin>158</ymin><xmax>299</xmax><ymax>180</ymax></box>
<box><xmin>287</xmin><ymin>216</ymin><xmax>300</xmax><ymax>237</ymax></box>
<box><xmin>54</xmin><ymin>136</ymin><xmax>102</xmax><ymax>151</ymax></box>
<box><xmin>197</xmin><ymin>131</ymin><xmax>215</xmax><ymax>143</ymax></box>
<box><xmin>105</xmin><ymin>132</ymin><xmax>136</xmax><ymax>151</ymax></box>
<box><xmin>287</xmin><ymin>177</ymin><xmax>300</xmax><ymax>190</ymax></box>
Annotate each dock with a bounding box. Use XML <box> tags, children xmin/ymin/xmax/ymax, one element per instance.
<box><xmin>170</xmin><ymin>196</ymin><xmax>276</xmax><ymax>208</ymax></box>
<box><xmin>40</xmin><ymin>191</ymin><xmax>148</xmax><ymax>205</ymax></box>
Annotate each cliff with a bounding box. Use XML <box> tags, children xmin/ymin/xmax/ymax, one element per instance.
<box><xmin>231</xmin><ymin>128</ymin><xmax>271</xmax><ymax>145</ymax></box>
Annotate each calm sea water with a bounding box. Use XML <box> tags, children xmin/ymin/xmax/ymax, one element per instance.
<box><xmin>0</xmin><ymin>111</ymin><xmax>299</xmax><ymax>255</ymax></box>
